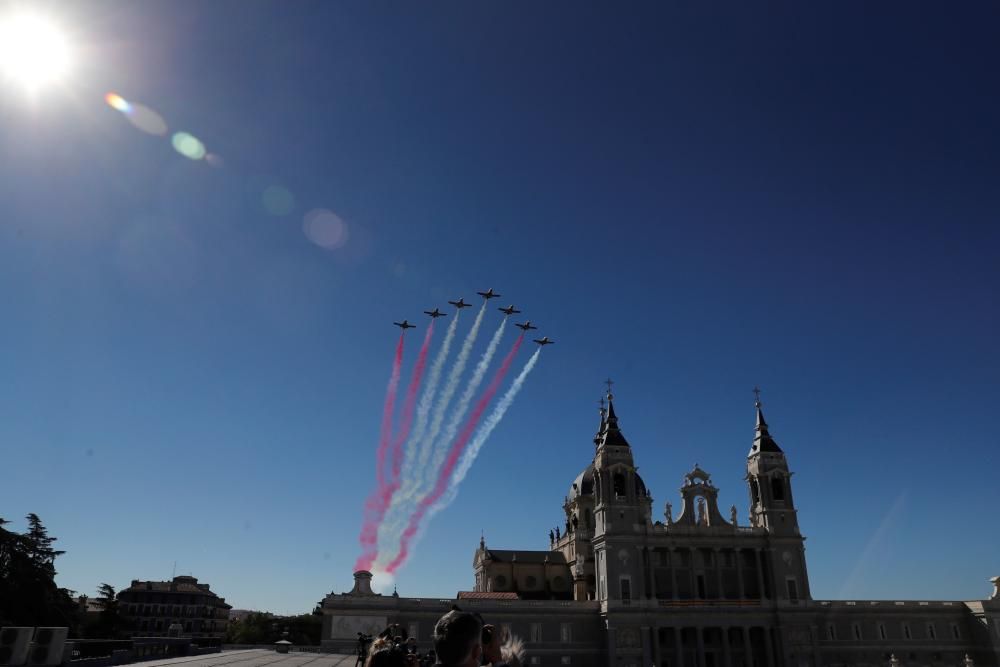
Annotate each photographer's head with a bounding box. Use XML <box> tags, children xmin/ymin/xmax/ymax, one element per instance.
<box><xmin>433</xmin><ymin>610</ymin><xmax>483</xmax><ymax>667</ymax></box>
<box><xmin>364</xmin><ymin>640</ymin><xmax>407</xmax><ymax>667</ymax></box>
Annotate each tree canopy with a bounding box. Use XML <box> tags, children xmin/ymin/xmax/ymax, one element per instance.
<box><xmin>0</xmin><ymin>514</ymin><xmax>80</xmax><ymax>632</ymax></box>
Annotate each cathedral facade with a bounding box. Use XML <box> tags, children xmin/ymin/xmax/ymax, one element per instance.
<box><xmin>322</xmin><ymin>391</ymin><xmax>1000</xmax><ymax>667</ymax></box>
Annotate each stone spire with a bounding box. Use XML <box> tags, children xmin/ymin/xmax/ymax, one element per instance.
<box><xmin>597</xmin><ymin>382</ymin><xmax>630</xmax><ymax>449</ymax></box>
<box><xmin>593</xmin><ymin>397</ymin><xmax>607</xmax><ymax>449</ymax></box>
<box><xmin>749</xmin><ymin>388</ymin><xmax>782</xmax><ymax>455</ymax></box>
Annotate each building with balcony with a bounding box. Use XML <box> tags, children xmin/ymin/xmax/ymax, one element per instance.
<box><xmin>118</xmin><ymin>575</ymin><xmax>231</xmax><ymax>638</ymax></box>
<box><xmin>321</xmin><ymin>389</ymin><xmax>1000</xmax><ymax>666</ymax></box>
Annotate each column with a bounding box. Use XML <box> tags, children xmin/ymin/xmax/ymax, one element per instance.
<box><xmin>695</xmin><ymin>627</ymin><xmax>705</xmax><ymax>667</ymax></box>
<box><xmin>722</xmin><ymin>627</ymin><xmax>733</xmax><ymax>667</ymax></box>
<box><xmin>673</xmin><ymin>627</ymin><xmax>683</xmax><ymax>667</ymax></box>
<box><xmin>741</xmin><ymin>627</ymin><xmax>752</xmax><ymax>667</ymax></box>
<box><xmin>647</xmin><ymin>548</ymin><xmax>657</xmax><ymax>599</ymax></box>
<box><xmin>652</xmin><ymin>627</ymin><xmax>662</xmax><ymax>667</ymax></box>
<box><xmin>762</xmin><ymin>627</ymin><xmax>774</xmax><ymax>667</ymax></box>
<box><xmin>689</xmin><ymin>548</ymin><xmax>698</xmax><ymax>599</ymax></box>
<box><xmin>754</xmin><ymin>549</ymin><xmax>766</xmax><ymax>601</ymax></box>
<box><xmin>735</xmin><ymin>549</ymin><xmax>745</xmax><ymax>599</ymax></box>
<box><xmin>714</xmin><ymin>549</ymin><xmax>724</xmax><ymax>600</ymax></box>
<box><xmin>669</xmin><ymin>548</ymin><xmax>678</xmax><ymax>600</ymax></box>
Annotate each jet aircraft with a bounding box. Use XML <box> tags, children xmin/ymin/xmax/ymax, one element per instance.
<box><xmin>515</xmin><ymin>321</ymin><xmax>538</xmax><ymax>331</ymax></box>
<box><xmin>477</xmin><ymin>288</ymin><xmax>501</xmax><ymax>300</ymax></box>
<box><xmin>533</xmin><ymin>337</ymin><xmax>555</xmax><ymax>346</ymax></box>
<box><xmin>498</xmin><ymin>304</ymin><xmax>521</xmax><ymax>316</ymax></box>
<box><xmin>424</xmin><ymin>308</ymin><xmax>447</xmax><ymax>318</ymax></box>
<box><xmin>394</xmin><ymin>320</ymin><xmax>416</xmax><ymax>330</ymax></box>
<box><xmin>448</xmin><ymin>298</ymin><xmax>472</xmax><ymax>309</ymax></box>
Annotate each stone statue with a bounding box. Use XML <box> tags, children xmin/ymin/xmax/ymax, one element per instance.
<box><xmin>555</xmin><ymin>526</ymin><xmax>561</xmax><ymax>540</ymax></box>
<box><xmin>991</xmin><ymin>576</ymin><xmax>999</xmax><ymax>600</ymax></box>
<box><xmin>664</xmin><ymin>502</ymin><xmax>673</xmax><ymax>525</ymax></box>
<box><xmin>730</xmin><ymin>504</ymin><xmax>738</xmax><ymax>526</ymax></box>
<box><xmin>697</xmin><ymin>497</ymin><xmax>707</xmax><ymax>526</ymax></box>
<box><xmin>549</xmin><ymin>529</ymin><xmax>554</xmax><ymax>544</ymax></box>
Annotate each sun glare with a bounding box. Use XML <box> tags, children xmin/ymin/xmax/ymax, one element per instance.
<box><xmin>0</xmin><ymin>12</ymin><xmax>72</xmax><ymax>92</ymax></box>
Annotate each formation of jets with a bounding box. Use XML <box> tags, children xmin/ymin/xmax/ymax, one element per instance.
<box><xmin>394</xmin><ymin>288</ymin><xmax>554</xmax><ymax>346</ymax></box>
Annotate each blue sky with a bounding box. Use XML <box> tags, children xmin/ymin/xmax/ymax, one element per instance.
<box><xmin>1</xmin><ymin>1</ymin><xmax>998</xmax><ymax>614</ymax></box>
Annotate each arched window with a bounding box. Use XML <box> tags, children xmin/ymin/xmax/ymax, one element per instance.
<box><xmin>613</xmin><ymin>473</ymin><xmax>626</xmax><ymax>498</ymax></box>
<box><xmin>771</xmin><ymin>477</ymin><xmax>785</xmax><ymax>501</ymax></box>
<box><xmin>751</xmin><ymin>480</ymin><xmax>760</xmax><ymax>505</ymax></box>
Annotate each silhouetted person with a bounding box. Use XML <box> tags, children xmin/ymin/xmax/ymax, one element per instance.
<box><xmin>365</xmin><ymin>639</ymin><xmax>406</xmax><ymax>667</ymax></box>
<box><xmin>432</xmin><ymin>610</ymin><xmax>483</xmax><ymax>667</ymax></box>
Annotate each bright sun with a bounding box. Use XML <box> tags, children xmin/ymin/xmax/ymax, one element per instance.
<box><xmin>0</xmin><ymin>12</ymin><xmax>72</xmax><ymax>92</ymax></box>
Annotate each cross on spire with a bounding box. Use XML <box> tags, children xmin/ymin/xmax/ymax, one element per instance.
<box><xmin>753</xmin><ymin>386</ymin><xmax>762</xmax><ymax>407</ymax></box>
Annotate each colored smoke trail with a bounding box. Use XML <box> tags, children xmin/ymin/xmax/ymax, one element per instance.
<box><xmin>385</xmin><ymin>334</ymin><xmax>525</xmax><ymax>573</ymax></box>
<box><xmin>428</xmin><ymin>347</ymin><xmax>542</xmax><ymax>517</ymax></box>
<box><xmin>391</xmin><ymin>313</ymin><xmax>459</xmax><ymax>494</ymax></box>
<box><xmin>387</xmin><ymin>322</ymin><xmax>434</xmax><ymax>491</ymax></box>
<box><xmin>373</xmin><ymin>306</ymin><xmax>488</xmax><ymax>570</ymax></box>
<box><xmin>354</xmin><ymin>333</ymin><xmax>404</xmax><ymax>571</ymax></box>
<box><xmin>373</xmin><ymin>314</ymin><xmax>459</xmax><ymax>560</ymax></box>
<box><xmin>422</xmin><ymin>316</ymin><xmax>507</xmax><ymax>491</ymax></box>
<box><xmin>402</xmin><ymin>313</ymin><xmax>460</xmax><ymax>487</ymax></box>
<box><xmin>377</xmin><ymin>311</ymin><xmax>506</xmax><ymax>564</ymax></box>
<box><xmin>417</xmin><ymin>304</ymin><xmax>486</xmax><ymax>474</ymax></box>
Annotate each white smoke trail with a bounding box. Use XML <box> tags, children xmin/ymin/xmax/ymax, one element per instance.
<box><xmin>374</xmin><ymin>304</ymin><xmax>486</xmax><ymax>567</ymax></box>
<box><xmin>428</xmin><ymin>347</ymin><xmax>541</xmax><ymax>517</ymax></box>
<box><xmin>374</xmin><ymin>313</ymin><xmax>459</xmax><ymax>555</ymax></box>
<box><xmin>398</xmin><ymin>313</ymin><xmax>460</xmax><ymax>482</ymax></box>
<box><xmin>421</xmin><ymin>316</ymin><xmax>507</xmax><ymax>494</ymax></box>
<box><xmin>416</xmin><ymin>303</ymin><xmax>486</xmax><ymax>474</ymax></box>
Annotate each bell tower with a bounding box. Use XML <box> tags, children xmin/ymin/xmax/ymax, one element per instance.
<box><xmin>591</xmin><ymin>382</ymin><xmax>653</xmax><ymax>604</ymax></box>
<box><xmin>746</xmin><ymin>389</ymin><xmax>811</xmax><ymax>601</ymax></box>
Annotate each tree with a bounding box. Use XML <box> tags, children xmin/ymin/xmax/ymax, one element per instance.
<box><xmin>24</xmin><ymin>514</ymin><xmax>65</xmax><ymax>572</ymax></box>
<box><xmin>92</xmin><ymin>583</ymin><xmax>122</xmax><ymax>638</ymax></box>
<box><xmin>0</xmin><ymin>515</ymin><xmax>80</xmax><ymax>632</ymax></box>
<box><xmin>224</xmin><ymin>612</ymin><xmax>321</xmax><ymax>646</ymax></box>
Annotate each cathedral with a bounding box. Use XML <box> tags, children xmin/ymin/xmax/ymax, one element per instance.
<box><xmin>321</xmin><ymin>389</ymin><xmax>1000</xmax><ymax>667</ymax></box>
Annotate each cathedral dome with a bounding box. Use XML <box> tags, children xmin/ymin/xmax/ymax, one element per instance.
<box><xmin>568</xmin><ymin>463</ymin><xmax>595</xmax><ymax>500</ymax></box>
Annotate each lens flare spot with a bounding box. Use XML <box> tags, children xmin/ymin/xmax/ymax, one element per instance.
<box><xmin>171</xmin><ymin>132</ymin><xmax>206</xmax><ymax>160</ymax></box>
<box><xmin>303</xmin><ymin>208</ymin><xmax>349</xmax><ymax>250</ymax></box>
<box><xmin>205</xmin><ymin>153</ymin><xmax>224</xmax><ymax>168</ymax></box>
<box><xmin>105</xmin><ymin>92</ymin><xmax>130</xmax><ymax>112</ymax></box>
<box><xmin>127</xmin><ymin>103</ymin><xmax>168</xmax><ymax>135</ymax></box>
<box><xmin>262</xmin><ymin>185</ymin><xmax>295</xmax><ymax>216</ymax></box>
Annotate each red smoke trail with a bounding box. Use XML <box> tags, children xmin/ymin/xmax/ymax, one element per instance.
<box><xmin>355</xmin><ymin>333</ymin><xmax>405</xmax><ymax>571</ymax></box>
<box><xmin>387</xmin><ymin>322</ymin><xmax>434</xmax><ymax>491</ymax></box>
<box><xmin>386</xmin><ymin>334</ymin><xmax>524</xmax><ymax>573</ymax></box>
